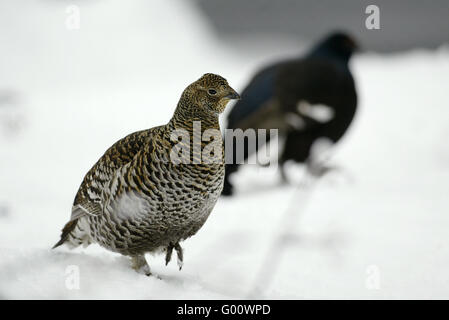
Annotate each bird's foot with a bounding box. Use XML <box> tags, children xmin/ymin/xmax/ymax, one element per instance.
<box><xmin>165</xmin><ymin>245</ymin><xmax>174</xmax><ymax>266</ymax></box>
<box><xmin>174</xmin><ymin>243</ymin><xmax>184</xmax><ymax>270</ymax></box>
<box><xmin>165</xmin><ymin>242</ymin><xmax>184</xmax><ymax>270</ymax></box>
<box><xmin>131</xmin><ymin>255</ymin><xmax>151</xmax><ymax>276</ymax></box>
<box><xmin>307</xmin><ymin>161</ymin><xmax>339</xmax><ymax>178</ymax></box>
<box><xmin>221</xmin><ymin>181</ymin><xmax>234</xmax><ymax>196</ymax></box>
<box><xmin>279</xmin><ymin>165</ymin><xmax>289</xmax><ymax>185</ymax></box>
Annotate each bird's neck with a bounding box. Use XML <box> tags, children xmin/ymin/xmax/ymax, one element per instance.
<box><xmin>309</xmin><ymin>47</ymin><xmax>351</xmax><ymax>66</ymax></box>
<box><xmin>167</xmin><ymin>92</ymin><xmax>220</xmax><ymax>133</ymax></box>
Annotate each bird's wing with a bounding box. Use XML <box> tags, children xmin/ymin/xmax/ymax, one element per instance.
<box><xmin>226</xmin><ymin>63</ymin><xmax>285</xmax><ymax>130</ymax></box>
<box><xmin>275</xmin><ymin>58</ymin><xmax>357</xmax><ymax>140</ymax></box>
<box><xmin>99</xmin><ymin>127</ymin><xmax>172</xmax><ymax>222</ymax></box>
<box><xmin>232</xmin><ymin>99</ymin><xmax>288</xmax><ymax>132</ymax></box>
<box><xmin>275</xmin><ymin>59</ymin><xmax>340</xmax><ymax>108</ymax></box>
<box><xmin>70</xmin><ymin>129</ymin><xmax>152</xmax><ymax>221</ymax></box>
<box><xmin>275</xmin><ymin>59</ymin><xmax>340</xmax><ymax>116</ymax></box>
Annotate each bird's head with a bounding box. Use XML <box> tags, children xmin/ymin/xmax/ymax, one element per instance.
<box><xmin>312</xmin><ymin>32</ymin><xmax>359</xmax><ymax>62</ymax></box>
<box><xmin>185</xmin><ymin>73</ymin><xmax>240</xmax><ymax>115</ymax></box>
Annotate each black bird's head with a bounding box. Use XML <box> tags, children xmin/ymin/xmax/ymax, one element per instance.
<box><xmin>311</xmin><ymin>32</ymin><xmax>359</xmax><ymax>63</ymax></box>
<box><xmin>186</xmin><ymin>73</ymin><xmax>240</xmax><ymax>115</ymax></box>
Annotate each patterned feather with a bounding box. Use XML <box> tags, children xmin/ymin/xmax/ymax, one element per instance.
<box><xmin>53</xmin><ymin>74</ymin><xmax>240</xmax><ymax>275</ymax></box>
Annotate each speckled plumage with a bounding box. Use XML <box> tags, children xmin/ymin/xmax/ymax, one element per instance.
<box><xmin>53</xmin><ymin>74</ymin><xmax>239</xmax><ymax>275</ymax></box>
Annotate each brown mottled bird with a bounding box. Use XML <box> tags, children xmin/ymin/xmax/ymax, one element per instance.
<box><xmin>53</xmin><ymin>74</ymin><xmax>240</xmax><ymax>275</ymax></box>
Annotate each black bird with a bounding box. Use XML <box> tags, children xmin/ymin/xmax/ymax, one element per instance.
<box><xmin>223</xmin><ymin>32</ymin><xmax>358</xmax><ymax>196</ymax></box>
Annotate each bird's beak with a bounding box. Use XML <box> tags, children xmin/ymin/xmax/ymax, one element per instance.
<box><xmin>224</xmin><ymin>88</ymin><xmax>240</xmax><ymax>100</ymax></box>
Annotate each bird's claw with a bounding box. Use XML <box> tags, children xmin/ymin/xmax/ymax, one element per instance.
<box><xmin>307</xmin><ymin>161</ymin><xmax>339</xmax><ymax>178</ymax></box>
<box><xmin>165</xmin><ymin>245</ymin><xmax>173</xmax><ymax>266</ymax></box>
<box><xmin>138</xmin><ymin>265</ymin><xmax>152</xmax><ymax>276</ymax></box>
<box><xmin>174</xmin><ymin>243</ymin><xmax>183</xmax><ymax>270</ymax></box>
<box><xmin>131</xmin><ymin>255</ymin><xmax>152</xmax><ymax>276</ymax></box>
<box><xmin>177</xmin><ymin>257</ymin><xmax>183</xmax><ymax>270</ymax></box>
<box><xmin>165</xmin><ymin>242</ymin><xmax>184</xmax><ymax>270</ymax></box>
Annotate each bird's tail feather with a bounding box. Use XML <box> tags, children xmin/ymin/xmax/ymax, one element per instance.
<box><xmin>52</xmin><ymin>218</ymin><xmax>91</xmax><ymax>249</ymax></box>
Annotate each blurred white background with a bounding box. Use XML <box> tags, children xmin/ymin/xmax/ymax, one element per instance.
<box><xmin>0</xmin><ymin>0</ymin><xmax>448</xmax><ymax>299</ymax></box>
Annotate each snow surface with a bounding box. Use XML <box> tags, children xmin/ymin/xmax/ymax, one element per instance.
<box><xmin>1</xmin><ymin>0</ymin><xmax>449</xmax><ymax>299</ymax></box>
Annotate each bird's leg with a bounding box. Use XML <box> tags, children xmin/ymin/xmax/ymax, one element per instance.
<box><xmin>279</xmin><ymin>163</ymin><xmax>289</xmax><ymax>184</ymax></box>
<box><xmin>222</xmin><ymin>176</ymin><xmax>234</xmax><ymax>196</ymax></box>
<box><xmin>174</xmin><ymin>243</ymin><xmax>184</xmax><ymax>270</ymax></box>
<box><xmin>307</xmin><ymin>138</ymin><xmax>336</xmax><ymax>177</ymax></box>
<box><xmin>164</xmin><ymin>243</ymin><xmax>183</xmax><ymax>270</ymax></box>
<box><xmin>307</xmin><ymin>159</ymin><xmax>337</xmax><ymax>178</ymax></box>
<box><xmin>165</xmin><ymin>244</ymin><xmax>174</xmax><ymax>266</ymax></box>
<box><xmin>131</xmin><ymin>254</ymin><xmax>151</xmax><ymax>276</ymax></box>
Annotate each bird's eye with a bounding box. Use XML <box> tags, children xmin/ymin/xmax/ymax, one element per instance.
<box><xmin>208</xmin><ymin>89</ymin><xmax>217</xmax><ymax>95</ymax></box>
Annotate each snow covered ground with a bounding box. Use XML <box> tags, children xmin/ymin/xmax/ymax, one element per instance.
<box><xmin>0</xmin><ymin>0</ymin><xmax>448</xmax><ymax>299</ymax></box>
